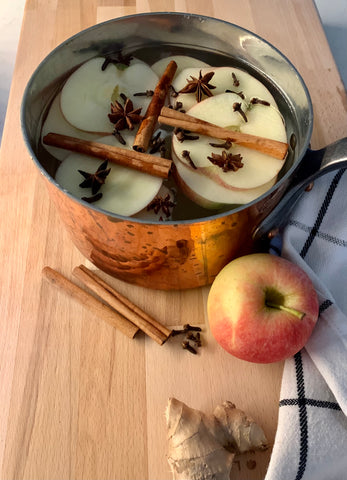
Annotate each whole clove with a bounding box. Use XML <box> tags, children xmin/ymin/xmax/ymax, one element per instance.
<box><xmin>113</xmin><ymin>129</ymin><xmax>126</xmax><ymax>145</ymax></box>
<box><xmin>225</xmin><ymin>89</ymin><xmax>245</xmax><ymax>99</ymax></box>
<box><xmin>133</xmin><ymin>90</ymin><xmax>154</xmax><ymax>97</ymax></box>
<box><xmin>250</xmin><ymin>97</ymin><xmax>270</xmax><ymax>106</ymax></box>
<box><xmin>182</xmin><ymin>150</ymin><xmax>197</xmax><ymax>170</ymax></box>
<box><xmin>209</xmin><ymin>140</ymin><xmax>232</xmax><ymax>149</ymax></box>
<box><xmin>184</xmin><ymin>324</ymin><xmax>202</xmax><ymax>332</ymax></box>
<box><xmin>233</xmin><ymin>102</ymin><xmax>248</xmax><ymax>122</ymax></box>
<box><xmin>171</xmin><ymin>324</ymin><xmax>202</xmax><ymax>336</ymax></box>
<box><xmin>182</xmin><ymin>341</ymin><xmax>197</xmax><ymax>355</ymax></box>
<box><xmin>174</xmin><ymin>127</ymin><xmax>199</xmax><ymax>143</ymax></box>
<box><xmin>186</xmin><ymin>332</ymin><xmax>202</xmax><ymax>347</ymax></box>
<box><xmin>174</xmin><ymin>101</ymin><xmax>183</xmax><ymax>110</ymax></box>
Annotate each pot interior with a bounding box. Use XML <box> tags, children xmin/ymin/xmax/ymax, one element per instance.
<box><xmin>21</xmin><ymin>12</ymin><xmax>313</xmax><ymax>224</ymax></box>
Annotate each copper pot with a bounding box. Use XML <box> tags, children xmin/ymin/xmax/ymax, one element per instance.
<box><xmin>21</xmin><ymin>13</ymin><xmax>347</xmax><ymax>290</ymax></box>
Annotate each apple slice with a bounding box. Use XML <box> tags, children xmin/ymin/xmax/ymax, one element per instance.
<box><xmin>172</xmin><ymin>92</ymin><xmax>286</xmax><ymax>195</ymax></box>
<box><xmin>172</xmin><ymin>66</ymin><xmax>279</xmax><ymax>111</ymax></box>
<box><xmin>151</xmin><ymin>55</ymin><xmax>210</xmax><ymax>77</ymax></box>
<box><xmin>60</xmin><ymin>57</ymin><xmax>159</xmax><ymax>133</ymax></box>
<box><xmin>55</xmin><ymin>133</ymin><xmax>163</xmax><ymax>216</ymax></box>
<box><xmin>240</xmin><ymin>102</ymin><xmax>286</xmax><ymax>141</ymax></box>
<box><xmin>173</xmin><ymin>140</ymin><xmax>285</xmax><ymax>191</ymax></box>
<box><xmin>174</xmin><ymin>159</ymin><xmax>277</xmax><ymax>210</ymax></box>
<box><xmin>41</xmin><ymin>93</ymin><xmax>102</xmax><ymax>160</ymax></box>
<box><xmin>184</xmin><ymin>91</ymin><xmax>249</xmax><ymax>131</ymax></box>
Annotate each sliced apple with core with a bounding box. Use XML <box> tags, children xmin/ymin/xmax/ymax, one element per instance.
<box><xmin>55</xmin><ymin>133</ymin><xmax>163</xmax><ymax>216</ymax></box>
<box><xmin>171</xmin><ymin>91</ymin><xmax>286</xmax><ymax>206</ymax></box>
<box><xmin>60</xmin><ymin>57</ymin><xmax>159</xmax><ymax>133</ymax></box>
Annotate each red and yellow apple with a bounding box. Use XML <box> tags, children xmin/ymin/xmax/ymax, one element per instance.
<box><xmin>207</xmin><ymin>253</ymin><xmax>319</xmax><ymax>363</ymax></box>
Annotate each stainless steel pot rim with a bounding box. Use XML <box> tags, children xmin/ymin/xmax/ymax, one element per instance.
<box><xmin>21</xmin><ymin>11</ymin><xmax>313</xmax><ymax>226</ymax></box>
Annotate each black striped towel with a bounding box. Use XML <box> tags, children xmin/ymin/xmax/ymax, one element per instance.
<box><xmin>265</xmin><ymin>169</ymin><xmax>347</xmax><ymax>480</ymax></box>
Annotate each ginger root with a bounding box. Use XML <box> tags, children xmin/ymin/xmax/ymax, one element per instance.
<box><xmin>166</xmin><ymin>397</ymin><xmax>268</xmax><ymax>480</ymax></box>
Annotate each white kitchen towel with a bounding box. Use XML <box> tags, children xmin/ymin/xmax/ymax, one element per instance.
<box><xmin>265</xmin><ymin>168</ymin><xmax>347</xmax><ymax>480</ymax></box>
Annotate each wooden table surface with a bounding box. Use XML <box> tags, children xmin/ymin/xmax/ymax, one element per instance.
<box><xmin>1</xmin><ymin>1</ymin><xmax>346</xmax><ymax>479</ymax></box>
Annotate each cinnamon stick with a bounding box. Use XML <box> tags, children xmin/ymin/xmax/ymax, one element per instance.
<box><xmin>43</xmin><ymin>133</ymin><xmax>172</xmax><ymax>178</ymax></box>
<box><xmin>42</xmin><ymin>266</ymin><xmax>139</xmax><ymax>339</ymax></box>
<box><xmin>133</xmin><ymin>60</ymin><xmax>178</xmax><ymax>153</ymax></box>
<box><xmin>158</xmin><ymin>106</ymin><xmax>288</xmax><ymax>160</ymax></box>
<box><xmin>73</xmin><ymin>265</ymin><xmax>170</xmax><ymax>345</ymax></box>
<box><xmin>91</xmin><ymin>269</ymin><xmax>170</xmax><ymax>338</ymax></box>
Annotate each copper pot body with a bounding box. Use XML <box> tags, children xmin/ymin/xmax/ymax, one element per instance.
<box><xmin>21</xmin><ymin>13</ymin><xmax>313</xmax><ymax>290</ymax></box>
<box><xmin>44</xmin><ymin>176</ymin><xmax>287</xmax><ymax>289</ymax></box>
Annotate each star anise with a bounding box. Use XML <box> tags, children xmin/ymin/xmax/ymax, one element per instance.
<box><xmin>179</xmin><ymin>70</ymin><xmax>216</xmax><ymax>102</ymax></box>
<box><xmin>78</xmin><ymin>160</ymin><xmax>111</xmax><ymax>194</ymax></box>
<box><xmin>207</xmin><ymin>151</ymin><xmax>244</xmax><ymax>172</ymax></box>
<box><xmin>101</xmin><ymin>52</ymin><xmax>133</xmax><ymax>71</ymax></box>
<box><xmin>108</xmin><ymin>95</ymin><xmax>142</xmax><ymax>130</ymax></box>
<box><xmin>147</xmin><ymin>194</ymin><xmax>175</xmax><ymax>218</ymax></box>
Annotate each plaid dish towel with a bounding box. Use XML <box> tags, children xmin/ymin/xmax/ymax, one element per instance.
<box><xmin>265</xmin><ymin>168</ymin><xmax>347</xmax><ymax>480</ymax></box>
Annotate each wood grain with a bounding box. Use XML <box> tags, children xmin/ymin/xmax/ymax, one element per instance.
<box><xmin>1</xmin><ymin>0</ymin><xmax>346</xmax><ymax>479</ymax></box>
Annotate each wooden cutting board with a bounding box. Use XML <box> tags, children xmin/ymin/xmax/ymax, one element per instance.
<box><xmin>1</xmin><ymin>1</ymin><xmax>346</xmax><ymax>479</ymax></box>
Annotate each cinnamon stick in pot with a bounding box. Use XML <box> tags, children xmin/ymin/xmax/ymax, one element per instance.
<box><xmin>133</xmin><ymin>60</ymin><xmax>178</xmax><ymax>153</ymax></box>
<box><xmin>159</xmin><ymin>106</ymin><xmax>288</xmax><ymax>160</ymax></box>
<box><xmin>43</xmin><ymin>133</ymin><xmax>172</xmax><ymax>178</ymax></box>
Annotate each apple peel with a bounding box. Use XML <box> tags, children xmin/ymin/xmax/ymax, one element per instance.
<box><xmin>207</xmin><ymin>253</ymin><xmax>319</xmax><ymax>363</ymax></box>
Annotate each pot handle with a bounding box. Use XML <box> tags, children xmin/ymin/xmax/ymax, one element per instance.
<box><xmin>253</xmin><ymin>137</ymin><xmax>347</xmax><ymax>245</ymax></box>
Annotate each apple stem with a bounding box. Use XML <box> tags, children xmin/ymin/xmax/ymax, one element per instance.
<box><xmin>266</xmin><ymin>302</ymin><xmax>306</xmax><ymax>320</ymax></box>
